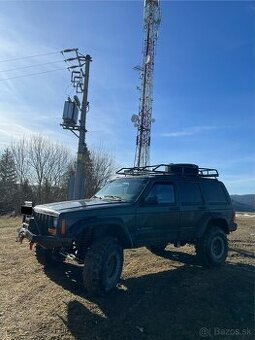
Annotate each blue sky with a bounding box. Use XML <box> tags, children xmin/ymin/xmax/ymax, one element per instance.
<box><xmin>0</xmin><ymin>0</ymin><xmax>254</xmax><ymax>194</ymax></box>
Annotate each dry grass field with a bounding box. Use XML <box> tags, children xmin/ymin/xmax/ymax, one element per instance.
<box><xmin>0</xmin><ymin>215</ymin><xmax>254</xmax><ymax>340</ymax></box>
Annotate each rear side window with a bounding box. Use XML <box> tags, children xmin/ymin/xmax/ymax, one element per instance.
<box><xmin>202</xmin><ymin>181</ymin><xmax>228</xmax><ymax>203</ymax></box>
<box><xmin>178</xmin><ymin>182</ymin><xmax>203</xmax><ymax>205</ymax></box>
<box><xmin>146</xmin><ymin>183</ymin><xmax>175</xmax><ymax>204</ymax></box>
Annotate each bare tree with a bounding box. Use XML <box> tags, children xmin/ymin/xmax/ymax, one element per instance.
<box><xmin>0</xmin><ymin>148</ymin><xmax>17</xmax><ymax>214</ymax></box>
<box><xmin>64</xmin><ymin>146</ymin><xmax>116</xmax><ymax>199</ymax></box>
<box><xmin>11</xmin><ymin>137</ymin><xmax>30</xmax><ymax>185</ymax></box>
<box><xmin>10</xmin><ymin>135</ymin><xmax>115</xmax><ymax>205</ymax></box>
<box><xmin>27</xmin><ymin>135</ymin><xmax>71</xmax><ymax>203</ymax></box>
<box><xmin>86</xmin><ymin>147</ymin><xmax>116</xmax><ymax>197</ymax></box>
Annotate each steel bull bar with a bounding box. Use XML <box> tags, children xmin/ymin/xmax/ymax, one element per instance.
<box><xmin>17</xmin><ymin>224</ymin><xmax>73</xmax><ymax>249</ymax></box>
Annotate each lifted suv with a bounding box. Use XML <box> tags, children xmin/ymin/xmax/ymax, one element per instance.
<box><xmin>17</xmin><ymin>163</ymin><xmax>237</xmax><ymax>293</ymax></box>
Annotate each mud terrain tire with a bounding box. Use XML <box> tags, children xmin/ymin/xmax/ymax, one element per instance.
<box><xmin>195</xmin><ymin>227</ymin><xmax>228</xmax><ymax>268</ymax></box>
<box><xmin>35</xmin><ymin>244</ymin><xmax>64</xmax><ymax>266</ymax></box>
<box><xmin>83</xmin><ymin>237</ymin><xmax>123</xmax><ymax>294</ymax></box>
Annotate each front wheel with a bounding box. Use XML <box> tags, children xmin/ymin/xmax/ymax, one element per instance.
<box><xmin>35</xmin><ymin>244</ymin><xmax>64</xmax><ymax>266</ymax></box>
<box><xmin>195</xmin><ymin>227</ymin><xmax>228</xmax><ymax>268</ymax></box>
<box><xmin>83</xmin><ymin>237</ymin><xmax>123</xmax><ymax>294</ymax></box>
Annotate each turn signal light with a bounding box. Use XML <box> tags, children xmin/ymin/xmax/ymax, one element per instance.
<box><xmin>60</xmin><ymin>220</ymin><xmax>66</xmax><ymax>235</ymax></box>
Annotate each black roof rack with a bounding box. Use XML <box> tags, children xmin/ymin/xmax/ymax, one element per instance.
<box><xmin>116</xmin><ymin>163</ymin><xmax>219</xmax><ymax>178</ymax></box>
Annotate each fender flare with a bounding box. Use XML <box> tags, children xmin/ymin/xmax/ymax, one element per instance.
<box><xmin>195</xmin><ymin>214</ymin><xmax>229</xmax><ymax>238</ymax></box>
<box><xmin>67</xmin><ymin>217</ymin><xmax>133</xmax><ymax>248</ymax></box>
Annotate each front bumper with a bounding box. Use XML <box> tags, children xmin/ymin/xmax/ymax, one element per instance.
<box><xmin>17</xmin><ymin>224</ymin><xmax>73</xmax><ymax>249</ymax></box>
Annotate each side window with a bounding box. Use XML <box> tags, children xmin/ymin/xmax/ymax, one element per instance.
<box><xmin>146</xmin><ymin>183</ymin><xmax>175</xmax><ymax>204</ymax></box>
<box><xmin>178</xmin><ymin>182</ymin><xmax>203</xmax><ymax>205</ymax></box>
<box><xmin>202</xmin><ymin>180</ymin><xmax>228</xmax><ymax>203</ymax></box>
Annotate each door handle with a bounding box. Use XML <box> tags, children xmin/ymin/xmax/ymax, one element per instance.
<box><xmin>197</xmin><ymin>206</ymin><xmax>205</xmax><ymax>210</ymax></box>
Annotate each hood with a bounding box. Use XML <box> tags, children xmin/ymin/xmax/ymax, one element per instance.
<box><xmin>33</xmin><ymin>198</ymin><xmax>128</xmax><ymax>215</ymax></box>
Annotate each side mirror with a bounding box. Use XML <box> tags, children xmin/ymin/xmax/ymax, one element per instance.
<box><xmin>142</xmin><ymin>195</ymin><xmax>158</xmax><ymax>205</ymax></box>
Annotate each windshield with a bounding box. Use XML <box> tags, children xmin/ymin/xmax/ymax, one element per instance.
<box><xmin>94</xmin><ymin>178</ymin><xmax>148</xmax><ymax>202</ymax></box>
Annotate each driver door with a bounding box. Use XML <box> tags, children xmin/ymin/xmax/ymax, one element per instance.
<box><xmin>135</xmin><ymin>181</ymin><xmax>180</xmax><ymax>246</ymax></box>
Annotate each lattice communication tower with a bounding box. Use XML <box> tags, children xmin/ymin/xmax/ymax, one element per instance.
<box><xmin>132</xmin><ymin>0</ymin><xmax>161</xmax><ymax>167</ymax></box>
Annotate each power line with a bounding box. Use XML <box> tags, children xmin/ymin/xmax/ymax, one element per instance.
<box><xmin>0</xmin><ymin>51</ymin><xmax>59</xmax><ymax>63</ymax></box>
<box><xmin>0</xmin><ymin>68</ymin><xmax>67</xmax><ymax>82</ymax></box>
<box><xmin>0</xmin><ymin>60</ymin><xmax>65</xmax><ymax>73</ymax></box>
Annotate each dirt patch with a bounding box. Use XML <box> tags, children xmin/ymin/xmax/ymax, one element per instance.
<box><xmin>0</xmin><ymin>216</ymin><xmax>254</xmax><ymax>339</ymax></box>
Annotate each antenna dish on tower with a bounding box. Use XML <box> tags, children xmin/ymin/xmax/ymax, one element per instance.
<box><xmin>131</xmin><ymin>114</ymin><xmax>139</xmax><ymax>123</ymax></box>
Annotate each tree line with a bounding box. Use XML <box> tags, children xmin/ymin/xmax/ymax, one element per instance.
<box><xmin>0</xmin><ymin>135</ymin><xmax>115</xmax><ymax>215</ymax></box>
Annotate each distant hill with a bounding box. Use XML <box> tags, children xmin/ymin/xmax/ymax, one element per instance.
<box><xmin>231</xmin><ymin>194</ymin><xmax>255</xmax><ymax>212</ymax></box>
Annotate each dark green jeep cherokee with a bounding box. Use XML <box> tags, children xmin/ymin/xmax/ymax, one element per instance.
<box><xmin>17</xmin><ymin>164</ymin><xmax>237</xmax><ymax>293</ymax></box>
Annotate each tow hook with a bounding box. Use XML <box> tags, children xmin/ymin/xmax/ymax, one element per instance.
<box><xmin>16</xmin><ymin>229</ymin><xmax>24</xmax><ymax>243</ymax></box>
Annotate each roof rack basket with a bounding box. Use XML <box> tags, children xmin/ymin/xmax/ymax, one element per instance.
<box><xmin>116</xmin><ymin>163</ymin><xmax>219</xmax><ymax>178</ymax></box>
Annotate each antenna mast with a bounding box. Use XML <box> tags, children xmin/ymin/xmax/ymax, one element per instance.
<box><xmin>132</xmin><ymin>0</ymin><xmax>161</xmax><ymax>168</ymax></box>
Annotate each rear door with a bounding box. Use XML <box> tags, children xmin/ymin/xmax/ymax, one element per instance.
<box><xmin>135</xmin><ymin>181</ymin><xmax>180</xmax><ymax>246</ymax></box>
<box><xmin>201</xmin><ymin>179</ymin><xmax>233</xmax><ymax>221</ymax></box>
<box><xmin>177</xmin><ymin>180</ymin><xmax>206</xmax><ymax>241</ymax></box>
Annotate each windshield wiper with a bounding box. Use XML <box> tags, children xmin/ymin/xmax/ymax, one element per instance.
<box><xmin>103</xmin><ymin>195</ymin><xmax>123</xmax><ymax>201</ymax></box>
<box><xmin>92</xmin><ymin>195</ymin><xmax>102</xmax><ymax>199</ymax></box>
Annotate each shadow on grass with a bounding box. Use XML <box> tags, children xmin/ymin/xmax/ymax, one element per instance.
<box><xmin>156</xmin><ymin>247</ymin><xmax>201</xmax><ymax>265</ymax></box>
<box><xmin>229</xmin><ymin>247</ymin><xmax>255</xmax><ymax>259</ymax></box>
<box><xmin>44</xmin><ymin>251</ymin><xmax>255</xmax><ymax>340</ymax></box>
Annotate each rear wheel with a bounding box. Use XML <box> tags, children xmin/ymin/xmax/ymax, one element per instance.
<box><xmin>83</xmin><ymin>237</ymin><xmax>123</xmax><ymax>294</ymax></box>
<box><xmin>195</xmin><ymin>227</ymin><xmax>228</xmax><ymax>267</ymax></box>
<box><xmin>35</xmin><ymin>244</ymin><xmax>64</xmax><ymax>266</ymax></box>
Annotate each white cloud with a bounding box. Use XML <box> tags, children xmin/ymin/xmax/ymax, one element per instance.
<box><xmin>0</xmin><ymin>13</ymin><xmax>133</xmax><ymax>154</ymax></box>
<box><xmin>222</xmin><ymin>175</ymin><xmax>255</xmax><ymax>194</ymax></box>
<box><xmin>0</xmin><ymin>14</ymin><xmax>68</xmax><ymax>107</ymax></box>
<box><xmin>223</xmin><ymin>175</ymin><xmax>255</xmax><ymax>185</ymax></box>
<box><xmin>160</xmin><ymin>126</ymin><xmax>219</xmax><ymax>137</ymax></box>
<box><xmin>0</xmin><ymin>119</ymin><xmax>32</xmax><ymax>147</ymax></box>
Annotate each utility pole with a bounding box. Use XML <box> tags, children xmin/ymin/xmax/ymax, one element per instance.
<box><xmin>61</xmin><ymin>49</ymin><xmax>92</xmax><ymax>199</ymax></box>
<box><xmin>74</xmin><ymin>54</ymin><xmax>91</xmax><ymax>199</ymax></box>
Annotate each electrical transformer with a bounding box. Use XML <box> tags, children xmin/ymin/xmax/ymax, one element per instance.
<box><xmin>62</xmin><ymin>98</ymin><xmax>79</xmax><ymax>126</ymax></box>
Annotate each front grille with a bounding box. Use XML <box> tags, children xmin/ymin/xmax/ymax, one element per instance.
<box><xmin>34</xmin><ymin>213</ymin><xmax>55</xmax><ymax>235</ymax></box>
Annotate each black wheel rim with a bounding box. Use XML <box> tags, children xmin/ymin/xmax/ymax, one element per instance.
<box><xmin>105</xmin><ymin>252</ymin><xmax>119</xmax><ymax>282</ymax></box>
<box><xmin>211</xmin><ymin>236</ymin><xmax>225</xmax><ymax>259</ymax></box>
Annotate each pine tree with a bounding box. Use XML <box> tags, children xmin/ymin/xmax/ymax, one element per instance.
<box><xmin>83</xmin><ymin>143</ymin><xmax>94</xmax><ymax>198</ymax></box>
<box><xmin>0</xmin><ymin>148</ymin><xmax>17</xmax><ymax>214</ymax></box>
